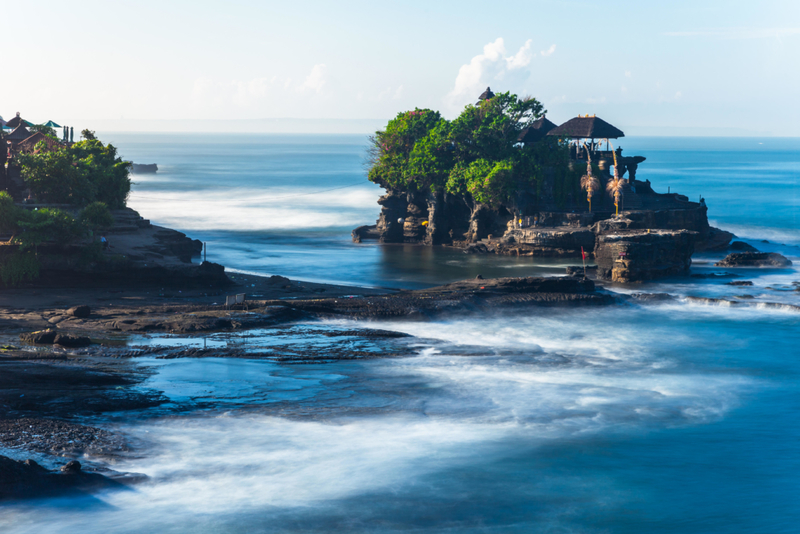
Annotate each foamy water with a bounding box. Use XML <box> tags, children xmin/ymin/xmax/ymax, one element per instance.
<box><xmin>2</xmin><ymin>134</ymin><xmax>798</xmax><ymax>532</ymax></box>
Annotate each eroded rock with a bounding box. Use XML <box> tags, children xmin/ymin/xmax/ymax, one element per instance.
<box><xmin>715</xmin><ymin>252</ymin><xmax>792</xmax><ymax>268</ymax></box>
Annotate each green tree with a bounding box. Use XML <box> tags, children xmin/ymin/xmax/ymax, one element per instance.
<box><xmin>367</xmin><ymin>92</ymin><xmax>559</xmax><ymax>211</ymax></box>
<box><xmin>367</xmin><ymin>109</ymin><xmax>445</xmax><ymax>191</ymax></box>
<box><xmin>14</xmin><ymin>208</ymin><xmax>83</xmax><ymax>250</ymax></box>
<box><xmin>18</xmin><ymin>145</ymin><xmax>95</xmax><ymax>205</ymax></box>
<box><xmin>0</xmin><ymin>191</ymin><xmax>21</xmax><ymax>234</ymax></box>
<box><xmin>79</xmin><ymin>201</ymin><xmax>114</xmax><ymax>231</ymax></box>
<box><xmin>81</xmin><ymin>129</ymin><xmax>97</xmax><ymax>140</ymax></box>
<box><xmin>70</xmin><ymin>140</ymin><xmax>132</xmax><ymax>208</ymax></box>
<box><xmin>18</xmin><ymin>137</ymin><xmax>131</xmax><ymax>208</ymax></box>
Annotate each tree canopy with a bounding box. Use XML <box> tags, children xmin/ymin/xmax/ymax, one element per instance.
<box><xmin>367</xmin><ymin>92</ymin><xmax>571</xmax><ymax>208</ymax></box>
<box><xmin>18</xmin><ymin>137</ymin><xmax>132</xmax><ymax>208</ymax></box>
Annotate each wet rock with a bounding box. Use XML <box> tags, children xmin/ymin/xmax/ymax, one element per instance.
<box><xmin>67</xmin><ymin>305</ymin><xmax>91</xmax><ymax>318</ymax></box>
<box><xmin>691</xmin><ymin>272</ymin><xmax>739</xmax><ymax>279</ymax></box>
<box><xmin>714</xmin><ymin>252</ymin><xmax>792</xmax><ymax>268</ymax></box>
<box><xmin>19</xmin><ymin>329</ymin><xmax>58</xmax><ymax>344</ymax></box>
<box><xmin>729</xmin><ymin>241</ymin><xmax>758</xmax><ymax>253</ymax></box>
<box><xmin>566</xmin><ymin>266</ymin><xmax>597</xmax><ymax>276</ymax></box>
<box><xmin>53</xmin><ymin>333</ymin><xmax>92</xmax><ymax>347</ymax></box>
<box><xmin>465</xmin><ymin>243</ymin><xmax>490</xmax><ymax>254</ymax></box>
<box><xmin>0</xmin><ymin>455</ymin><xmax>126</xmax><ymax>501</ymax></box>
<box><xmin>61</xmin><ymin>460</ymin><xmax>82</xmax><ymax>473</ymax></box>
<box><xmin>727</xmin><ymin>280</ymin><xmax>754</xmax><ymax>286</ymax></box>
<box><xmin>594</xmin><ymin>230</ymin><xmax>697</xmax><ymax>283</ymax></box>
<box><xmin>629</xmin><ymin>292</ymin><xmax>677</xmax><ymax>302</ymax></box>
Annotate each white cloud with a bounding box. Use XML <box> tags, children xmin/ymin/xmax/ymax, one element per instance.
<box><xmin>393</xmin><ymin>85</ymin><xmax>404</xmax><ymax>100</ymax></box>
<box><xmin>624</xmin><ymin>70</ymin><xmax>632</xmax><ymax>78</ymax></box>
<box><xmin>664</xmin><ymin>28</ymin><xmax>800</xmax><ymax>39</ymax></box>
<box><xmin>507</xmin><ymin>39</ymin><xmax>533</xmax><ymax>69</ymax></box>
<box><xmin>299</xmin><ymin>64</ymin><xmax>328</xmax><ymax>94</ymax></box>
<box><xmin>675</xmin><ymin>91</ymin><xmax>682</xmax><ymax>99</ymax></box>
<box><xmin>446</xmin><ymin>38</ymin><xmax>540</xmax><ymax>109</ymax></box>
<box><xmin>621</xmin><ymin>85</ymin><xmax>628</xmax><ymax>93</ymax></box>
<box><xmin>540</xmin><ymin>44</ymin><xmax>557</xmax><ymax>57</ymax></box>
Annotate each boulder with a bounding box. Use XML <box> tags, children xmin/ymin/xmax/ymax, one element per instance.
<box><xmin>727</xmin><ymin>280</ymin><xmax>754</xmax><ymax>286</ymax></box>
<box><xmin>20</xmin><ymin>329</ymin><xmax>57</xmax><ymax>344</ymax></box>
<box><xmin>53</xmin><ymin>334</ymin><xmax>92</xmax><ymax>347</ymax></box>
<box><xmin>715</xmin><ymin>252</ymin><xmax>792</xmax><ymax>268</ymax></box>
<box><xmin>67</xmin><ymin>305</ymin><xmax>91</xmax><ymax>318</ymax></box>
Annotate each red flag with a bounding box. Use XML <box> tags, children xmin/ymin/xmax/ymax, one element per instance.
<box><xmin>581</xmin><ymin>246</ymin><xmax>587</xmax><ymax>260</ymax></box>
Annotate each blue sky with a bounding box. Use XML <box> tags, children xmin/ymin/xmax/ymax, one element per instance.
<box><xmin>4</xmin><ymin>0</ymin><xmax>799</xmax><ymax>134</ymax></box>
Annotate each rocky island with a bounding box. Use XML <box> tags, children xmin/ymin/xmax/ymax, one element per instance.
<box><xmin>354</xmin><ymin>88</ymin><xmax>735</xmax><ymax>282</ymax></box>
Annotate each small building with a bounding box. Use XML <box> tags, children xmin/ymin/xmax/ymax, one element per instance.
<box><xmin>517</xmin><ymin>117</ymin><xmax>557</xmax><ymax>144</ymax></box>
<box><xmin>15</xmin><ymin>132</ymin><xmax>63</xmax><ymax>154</ymax></box>
<box><xmin>547</xmin><ymin>115</ymin><xmax>625</xmax><ymax>140</ymax></box>
<box><xmin>4</xmin><ymin>113</ymin><xmax>33</xmax><ymax>130</ymax></box>
<box><xmin>477</xmin><ymin>87</ymin><xmax>495</xmax><ymax>103</ymax></box>
<box><xmin>5</xmin><ymin>125</ymin><xmax>32</xmax><ymax>145</ymax></box>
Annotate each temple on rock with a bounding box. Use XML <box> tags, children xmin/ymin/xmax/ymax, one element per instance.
<box><xmin>354</xmin><ymin>88</ymin><xmax>734</xmax><ymax>282</ymax></box>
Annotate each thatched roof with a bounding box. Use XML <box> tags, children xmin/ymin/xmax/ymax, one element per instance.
<box><xmin>6</xmin><ymin>125</ymin><xmax>32</xmax><ymax>142</ymax></box>
<box><xmin>5</xmin><ymin>115</ymin><xmax>24</xmax><ymax>129</ymax></box>
<box><xmin>16</xmin><ymin>132</ymin><xmax>63</xmax><ymax>153</ymax></box>
<box><xmin>477</xmin><ymin>87</ymin><xmax>495</xmax><ymax>101</ymax></box>
<box><xmin>547</xmin><ymin>115</ymin><xmax>624</xmax><ymax>139</ymax></box>
<box><xmin>517</xmin><ymin>117</ymin><xmax>557</xmax><ymax>143</ymax></box>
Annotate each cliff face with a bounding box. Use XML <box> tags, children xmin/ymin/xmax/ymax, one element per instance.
<box><xmin>0</xmin><ymin>208</ymin><xmax>229</xmax><ymax>288</ymax></box>
<box><xmin>594</xmin><ymin>230</ymin><xmax>697</xmax><ymax>283</ymax></box>
<box><xmin>355</xmin><ymin>180</ymin><xmax>730</xmax><ymax>282</ymax></box>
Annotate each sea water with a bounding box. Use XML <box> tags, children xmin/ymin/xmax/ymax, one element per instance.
<box><xmin>1</xmin><ymin>134</ymin><xmax>798</xmax><ymax>532</ymax></box>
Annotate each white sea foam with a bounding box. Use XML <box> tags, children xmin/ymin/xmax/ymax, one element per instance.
<box><xmin>127</xmin><ymin>186</ymin><xmax>382</xmax><ymax>230</ymax></box>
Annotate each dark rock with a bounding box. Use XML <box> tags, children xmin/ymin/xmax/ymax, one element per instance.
<box><xmin>53</xmin><ymin>334</ymin><xmax>92</xmax><ymax>347</ymax></box>
<box><xmin>475</xmin><ymin>274</ymin><xmax>484</xmax><ymax>280</ymax></box>
<box><xmin>729</xmin><ymin>241</ymin><xmax>758</xmax><ymax>253</ymax></box>
<box><xmin>67</xmin><ymin>305</ymin><xmax>91</xmax><ymax>318</ymax></box>
<box><xmin>352</xmin><ymin>225</ymin><xmax>380</xmax><ymax>243</ymax></box>
<box><xmin>131</xmin><ymin>163</ymin><xmax>157</xmax><ymax>174</ymax></box>
<box><xmin>61</xmin><ymin>460</ymin><xmax>81</xmax><ymax>473</ymax></box>
<box><xmin>715</xmin><ymin>252</ymin><xmax>792</xmax><ymax>268</ymax></box>
<box><xmin>465</xmin><ymin>243</ymin><xmax>490</xmax><ymax>254</ymax></box>
<box><xmin>695</xmin><ymin>227</ymin><xmax>734</xmax><ymax>252</ymax></box>
<box><xmin>20</xmin><ymin>329</ymin><xmax>58</xmax><ymax>344</ymax></box>
<box><xmin>691</xmin><ymin>272</ymin><xmax>739</xmax><ymax>279</ymax></box>
<box><xmin>0</xmin><ymin>455</ymin><xmax>126</xmax><ymax>501</ymax></box>
<box><xmin>566</xmin><ymin>266</ymin><xmax>598</xmax><ymax>276</ymax></box>
<box><xmin>727</xmin><ymin>280</ymin><xmax>754</xmax><ymax>286</ymax></box>
<box><xmin>594</xmin><ymin>230</ymin><xmax>698</xmax><ymax>283</ymax></box>
<box><xmin>268</xmin><ymin>275</ymin><xmax>291</xmax><ymax>285</ymax></box>
<box><xmin>629</xmin><ymin>292</ymin><xmax>677</xmax><ymax>302</ymax></box>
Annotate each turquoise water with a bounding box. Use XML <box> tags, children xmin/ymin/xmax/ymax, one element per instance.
<box><xmin>1</xmin><ymin>134</ymin><xmax>798</xmax><ymax>532</ymax></box>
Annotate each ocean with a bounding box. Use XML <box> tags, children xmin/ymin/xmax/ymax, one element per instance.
<box><xmin>2</xmin><ymin>134</ymin><xmax>799</xmax><ymax>533</ymax></box>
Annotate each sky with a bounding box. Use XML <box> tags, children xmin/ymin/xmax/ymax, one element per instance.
<box><xmin>3</xmin><ymin>0</ymin><xmax>799</xmax><ymax>135</ymax></box>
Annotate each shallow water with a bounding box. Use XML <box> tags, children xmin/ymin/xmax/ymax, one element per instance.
<box><xmin>1</xmin><ymin>134</ymin><xmax>799</xmax><ymax>532</ymax></box>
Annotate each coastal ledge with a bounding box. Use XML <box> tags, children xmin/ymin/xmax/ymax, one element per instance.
<box><xmin>262</xmin><ymin>276</ymin><xmax>615</xmax><ymax>319</ymax></box>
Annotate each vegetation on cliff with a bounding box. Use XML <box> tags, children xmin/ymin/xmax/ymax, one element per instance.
<box><xmin>18</xmin><ymin>138</ymin><xmax>131</xmax><ymax>208</ymax></box>
<box><xmin>367</xmin><ymin>92</ymin><xmax>581</xmax><ymax>209</ymax></box>
<box><xmin>0</xmin><ymin>192</ymin><xmax>115</xmax><ymax>287</ymax></box>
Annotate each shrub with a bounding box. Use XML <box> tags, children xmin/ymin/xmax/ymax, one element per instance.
<box><xmin>0</xmin><ymin>252</ymin><xmax>40</xmax><ymax>287</ymax></box>
<box><xmin>79</xmin><ymin>201</ymin><xmax>114</xmax><ymax>231</ymax></box>
<box><xmin>0</xmin><ymin>191</ymin><xmax>21</xmax><ymax>234</ymax></box>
